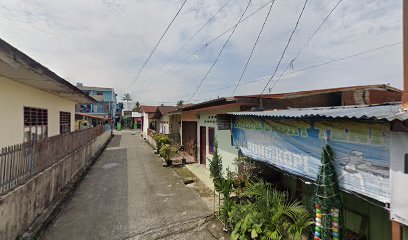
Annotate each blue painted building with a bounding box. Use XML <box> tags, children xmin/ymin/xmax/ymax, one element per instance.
<box><xmin>75</xmin><ymin>83</ymin><xmax>117</xmax><ymax>121</ymax></box>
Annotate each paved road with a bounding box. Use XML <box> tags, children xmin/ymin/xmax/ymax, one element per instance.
<box><xmin>41</xmin><ymin>130</ymin><xmax>214</xmax><ymax>240</ymax></box>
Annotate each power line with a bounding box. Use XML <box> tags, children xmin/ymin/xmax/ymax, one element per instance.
<box><xmin>174</xmin><ymin>41</ymin><xmax>401</xmax><ymax>101</ymax></box>
<box><xmin>232</xmin><ymin>0</ymin><xmax>276</xmax><ymax>95</ymax></box>
<box><xmin>260</xmin><ymin>0</ymin><xmax>308</xmax><ymax>95</ymax></box>
<box><xmin>156</xmin><ymin>0</ymin><xmax>276</xmax><ymax>80</ymax></box>
<box><xmin>150</xmin><ymin>0</ymin><xmax>234</xmax><ymax>78</ymax></box>
<box><xmin>187</xmin><ymin>0</ymin><xmax>253</xmax><ymax>102</ymax></box>
<box><xmin>128</xmin><ymin>0</ymin><xmax>188</xmax><ymax>91</ymax></box>
<box><xmin>268</xmin><ymin>0</ymin><xmax>343</xmax><ymax>94</ymax></box>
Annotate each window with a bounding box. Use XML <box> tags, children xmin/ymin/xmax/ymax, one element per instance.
<box><xmin>405</xmin><ymin>154</ymin><xmax>408</xmax><ymax>174</ymax></box>
<box><xmin>208</xmin><ymin>127</ymin><xmax>215</xmax><ymax>154</ymax></box>
<box><xmin>24</xmin><ymin>107</ymin><xmax>48</xmax><ymax>142</ymax></box>
<box><xmin>60</xmin><ymin>111</ymin><xmax>71</xmax><ymax>134</ymax></box>
<box><xmin>96</xmin><ymin>91</ymin><xmax>103</xmax><ymax>95</ymax></box>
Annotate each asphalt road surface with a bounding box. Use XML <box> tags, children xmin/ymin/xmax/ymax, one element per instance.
<box><xmin>41</xmin><ymin>130</ymin><xmax>215</xmax><ymax>240</ymax></box>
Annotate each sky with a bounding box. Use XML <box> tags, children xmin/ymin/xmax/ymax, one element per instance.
<box><xmin>0</xmin><ymin>0</ymin><xmax>402</xmax><ymax>106</ymax></box>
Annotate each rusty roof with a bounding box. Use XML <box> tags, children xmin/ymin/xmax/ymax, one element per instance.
<box><xmin>239</xmin><ymin>84</ymin><xmax>401</xmax><ymax>99</ymax></box>
<box><xmin>157</xmin><ymin>106</ymin><xmax>178</xmax><ymax>115</ymax></box>
<box><xmin>228</xmin><ymin>103</ymin><xmax>408</xmax><ymax>121</ymax></box>
<box><xmin>140</xmin><ymin>105</ymin><xmax>158</xmax><ymax>113</ymax></box>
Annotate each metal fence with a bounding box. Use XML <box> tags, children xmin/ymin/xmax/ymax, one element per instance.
<box><xmin>0</xmin><ymin>125</ymin><xmax>110</xmax><ymax>195</ymax></box>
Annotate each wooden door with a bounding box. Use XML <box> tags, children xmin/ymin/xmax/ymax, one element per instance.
<box><xmin>200</xmin><ymin>126</ymin><xmax>206</xmax><ymax>165</ymax></box>
<box><xmin>182</xmin><ymin>121</ymin><xmax>197</xmax><ymax>159</ymax></box>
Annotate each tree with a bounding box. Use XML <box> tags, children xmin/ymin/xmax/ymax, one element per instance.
<box><xmin>176</xmin><ymin>100</ymin><xmax>185</xmax><ymax>107</ymax></box>
<box><xmin>209</xmin><ymin>140</ymin><xmax>222</xmax><ymax>180</ymax></box>
<box><xmin>133</xmin><ymin>101</ymin><xmax>141</xmax><ymax>112</ymax></box>
<box><xmin>122</xmin><ymin>93</ymin><xmax>132</xmax><ymax>102</ymax></box>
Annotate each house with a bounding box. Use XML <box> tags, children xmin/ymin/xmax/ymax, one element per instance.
<box><xmin>179</xmin><ymin>84</ymin><xmax>402</xmax><ymax>172</ymax></box>
<box><xmin>140</xmin><ymin>105</ymin><xmax>159</xmax><ymax>138</ymax></box>
<box><xmin>0</xmin><ymin>38</ymin><xmax>95</xmax><ymax>148</ymax></box>
<box><xmin>75</xmin><ymin>113</ymin><xmax>110</xmax><ymax>130</ymax></box>
<box><xmin>180</xmin><ymin>97</ymin><xmax>258</xmax><ymax>170</ymax></box>
<box><xmin>76</xmin><ymin>83</ymin><xmax>117</xmax><ymax>122</ymax></box>
<box><xmin>226</xmin><ymin>103</ymin><xmax>408</xmax><ymax>240</ymax></box>
<box><xmin>156</xmin><ymin>106</ymin><xmax>178</xmax><ymax>135</ymax></box>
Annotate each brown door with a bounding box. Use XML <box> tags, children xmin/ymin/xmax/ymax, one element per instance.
<box><xmin>182</xmin><ymin>121</ymin><xmax>197</xmax><ymax>159</ymax></box>
<box><xmin>200</xmin><ymin>126</ymin><xmax>206</xmax><ymax>165</ymax></box>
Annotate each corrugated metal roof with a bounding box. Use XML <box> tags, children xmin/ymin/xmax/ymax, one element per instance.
<box><xmin>228</xmin><ymin>104</ymin><xmax>408</xmax><ymax>121</ymax></box>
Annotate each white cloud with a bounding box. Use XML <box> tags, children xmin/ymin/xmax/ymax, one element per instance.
<box><xmin>0</xmin><ymin>0</ymin><xmax>402</xmax><ymax>105</ymax></box>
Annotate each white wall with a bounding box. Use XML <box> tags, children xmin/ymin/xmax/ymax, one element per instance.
<box><xmin>390</xmin><ymin>131</ymin><xmax>408</xmax><ymax>226</ymax></box>
<box><xmin>142</xmin><ymin>112</ymin><xmax>149</xmax><ymax>138</ymax></box>
<box><xmin>196</xmin><ymin>107</ymin><xmax>240</xmax><ymax>173</ymax></box>
<box><xmin>159</xmin><ymin>115</ymin><xmax>170</xmax><ymax>134</ymax></box>
<box><xmin>0</xmin><ymin>76</ymin><xmax>76</xmax><ymax>147</ymax></box>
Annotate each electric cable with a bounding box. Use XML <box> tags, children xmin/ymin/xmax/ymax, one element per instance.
<box><xmin>188</xmin><ymin>0</ymin><xmax>253</xmax><ymax>102</ymax></box>
<box><xmin>267</xmin><ymin>0</ymin><xmax>343</xmax><ymax>94</ymax></box>
<box><xmin>178</xmin><ymin>42</ymin><xmax>401</xmax><ymax>102</ymax></box>
<box><xmin>156</xmin><ymin>0</ymin><xmax>276</xmax><ymax>80</ymax></box>
<box><xmin>260</xmin><ymin>0</ymin><xmax>308</xmax><ymax>95</ymax></box>
<box><xmin>152</xmin><ymin>0</ymin><xmax>234</xmax><ymax>77</ymax></box>
<box><xmin>128</xmin><ymin>0</ymin><xmax>188</xmax><ymax>91</ymax></box>
<box><xmin>231</xmin><ymin>0</ymin><xmax>276</xmax><ymax>95</ymax></box>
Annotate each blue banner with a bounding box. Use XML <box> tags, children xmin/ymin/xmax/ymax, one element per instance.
<box><xmin>232</xmin><ymin>117</ymin><xmax>390</xmax><ymax>203</ymax></box>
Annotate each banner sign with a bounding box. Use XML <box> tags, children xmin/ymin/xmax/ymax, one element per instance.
<box><xmin>232</xmin><ymin>117</ymin><xmax>390</xmax><ymax>203</ymax></box>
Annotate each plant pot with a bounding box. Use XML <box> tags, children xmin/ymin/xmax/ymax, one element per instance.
<box><xmin>182</xmin><ymin>158</ymin><xmax>187</xmax><ymax>165</ymax></box>
<box><xmin>165</xmin><ymin>159</ymin><xmax>172</xmax><ymax>166</ymax></box>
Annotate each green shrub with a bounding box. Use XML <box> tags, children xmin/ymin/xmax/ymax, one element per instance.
<box><xmin>209</xmin><ymin>140</ymin><xmax>222</xmax><ymax>180</ymax></box>
<box><xmin>159</xmin><ymin>144</ymin><xmax>177</xmax><ymax>161</ymax></box>
<box><xmin>230</xmin><ymin>181</ymin><xmax>313</xmax><ymax>240</ymax></box>
<box><xmin>153</xmin><ymin>134</ymin><xmax>172</xmax><ymax>152</ymax></box>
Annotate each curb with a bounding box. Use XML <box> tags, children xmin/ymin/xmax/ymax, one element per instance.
<box><xmin>19</xmin><ymin>134</ymin><xmax>114</xmax><ymax>240</ymax></box>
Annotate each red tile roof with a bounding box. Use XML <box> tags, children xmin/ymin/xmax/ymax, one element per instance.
<box><xmin>157</xmin><ymin>106</ymin><xmax>178</xmax><ymax>115</ymax></box>
<box><xmin>239</xmin><ymin>84</ymin><xmax>401</xmax><ymax>99</ymax></box>
<box><xmin>140</xmin><ymin>105</ymin><xmax>158</xmax><ymax>113</ymax></box>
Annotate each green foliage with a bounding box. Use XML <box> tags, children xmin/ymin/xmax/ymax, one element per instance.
<box><xmin>209</xmin><ymin>140</ymin><xmax>222</xmax><ymax>180</ymax></box>
<box><xmin>214</xmin><ymin>169</ymin><xmax>234</xmax><ymax>228</ymax></box>
<box><xmin>122</xmin><ymin>93</ymin><xmax>132</xmax><ymax>102</ymax></box>
<box><xmin>314</xmin><ymin>145</ymin><xmax>344</xmax><ymax>240</ymax></box>
<box><xmin>230</xmin><ymin>181</ymin><xmax>313</xmax><ymax>240</ymax></box>
<box><xmin>233</xmin><ymin>156</ymin><xmax>258</xmax><ymax>191</ymax></box>
<box><xmin>153</xmin><ymin>134</ymin><xmax>172</xmax><ymax>152</ymax></box>
<box><xmin>159</xmin><ymin>144</ymin><xmax>177</xmax><ymax>161</ymax></box>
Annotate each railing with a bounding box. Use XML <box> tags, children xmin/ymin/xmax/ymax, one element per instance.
<box><xmin>0</xmin><ymin>124</ymin><xmax>110</xmax><ymax>195</ymax></box>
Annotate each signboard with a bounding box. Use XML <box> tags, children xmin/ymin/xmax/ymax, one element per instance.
<box><xmin>232</xmin><ymin>117</ymin><xmax>390</xmax><ymax>203</ymax></box>
<box><xmin>131</xmin><ymin>112</ymin><xmax>142</xmax><ymax>118</ymax></box>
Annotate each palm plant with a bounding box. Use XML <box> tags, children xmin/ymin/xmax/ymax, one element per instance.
<box><xmin>231</xmin><ymin>181</ymin><xmax>313</xmax><ymax>240</ymax></box>
<box><xmin>122</xmin><ymin>93</ymin><xmax>132</xmax><ymax>110</ymax></box>
<box><xmin>122</xmin><ymin>93</ymin><xmax>132</xmax><ymax>102</ymax></box>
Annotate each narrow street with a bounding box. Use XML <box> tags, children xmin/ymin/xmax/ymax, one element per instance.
<box><xmin>41</xmin><ymin>130</ymin><xmax>216</xmax><ymax>240</ymax></box>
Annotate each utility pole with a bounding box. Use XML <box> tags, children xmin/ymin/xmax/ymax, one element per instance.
<box><xmin>402</xmin><ymin>0</ymin><xmax>408</xmax><ymax>110</ymax></box>
<box><xmin>390</xmin><ymin>2</ymin><xmax>406</xmax><ymax>240</ymax></box>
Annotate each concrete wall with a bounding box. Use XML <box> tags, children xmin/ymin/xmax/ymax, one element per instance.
<box><xmin>0</xmin><ymin>76</ymin><xmax>76</xmax><ymax>147</ymax></box>
<box><xmin>146</xmin><ymin>134</ymin><xmax>157</xmax><ymax>150</ymax></box>
<box><xmin>196</xmin><ymin>107</ymin><xmax>240</xmax><ymax>173</ymax></box>
<box><xmin>159</xmin><ymin>115</ymin><xmax>170</xmax><ymax>134</ymax></box>
<box><xmin>391</xmin><ymin>131</ymin><xmax>408</xmax><ymax>226</ymax></box>
<box><xmin>0</xmin><ymin>131</ymin><xmax>111</xmax><ymax>240</ymax></box>
<box><xmin>142</xmin><ymin>113</ymin><xmax>149</xmax><ymax>138</ymax></box>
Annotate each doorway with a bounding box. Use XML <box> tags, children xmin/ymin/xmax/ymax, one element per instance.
<box><xmin>200</xmin><ymin>126</ymin><xmax>206</xmax><ymax>165</ymax></box>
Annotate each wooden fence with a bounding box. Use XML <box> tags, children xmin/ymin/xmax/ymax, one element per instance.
<box><xmin>0</xmin><ymin>125</ymin><xmax>110</xmax><ymax>195</ymax></box>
